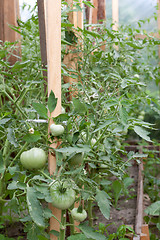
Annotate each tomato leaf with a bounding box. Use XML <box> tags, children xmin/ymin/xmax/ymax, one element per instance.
<box><xmin>67</xmin><ymin>233</ymin><xmax>87</xmax><ymax>240</ymax></box>
<box><xmin>0</xmin><ymin>152</ymin><xmax>5</xmax><ymax>174</ymax></box>
<box><xmin>119</xmin><ymin>105</ymin><xmax>128</xmax><ymax>125</ymax></box>
<box><xmin>32</xmin><ymin>103</ymin><xmax>48</xmax><ymax>119</ymax></box>
<box><xmin>78</xmin><ymin>223</ymin><xmax>106</xmax><ymax>240</ymax></box>
<box><xmin>48</xmin><ymin>90</ymin><xmax>58</xmax><ymax>113</ymax></box>
<box><xmin>95</xmin><ymin>190</ymin><xmax>111</xmax><ymax>220</ymax></box>
<box><xmin>22</xmin><ymin>131</ymin><xmax>41</xmax><ymax>143</ymax></box>
<box><xmin>26</xmin><ymin>185</ymin><xmax>46</xmax><ymax>227</ymax></box>
<box><xmin>144</xmin><ymin>201</ymin><xmax>160</xmax><ymax>216</ymax></box>
<box><xmin>133</xmin><ymin>126</ymin><xmax>152</xmax><ymax>142</ymax></box>
<box><xmin>112</xmin><ymin>180</ymin><xmax>122</xmax><ymax>207</ymax></box>
<box><xmin>73</xmin><ymin>98</ymin><xmax>87</xmax><ymax>114</ymax></box>
<box><xmin>7</xmin><ymin>127</ymin><xmax>18</xmax><ymax>147</ymax></box>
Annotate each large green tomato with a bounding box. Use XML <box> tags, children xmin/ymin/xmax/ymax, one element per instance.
<box><xmin>20</xmin><ymin>147</ymin><xmax>47</xmax><ymax>170</ymax></box>
<box><xmin>50</xmin><ymin>181</ymin><xmax>76</xmax><ymax>210</ymax></box>
<box><xmin>71</xmin><ymin>208</ymin><xmax>87</xmax><ymax>222</ymax></box>
<box><xmin>69</xmin><ymin>153</ymin><xmax>84</xmax><ymax>166</ymax></box>
<box><xmin>50</xmin><ymin>124</ymin><xmax>64</xmax><ymax>136</ymax></box>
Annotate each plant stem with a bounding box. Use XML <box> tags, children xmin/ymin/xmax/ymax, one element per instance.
<box><xmin>88</xmin><ymin>198</ymin><xmax>93</xmax><ymax>227</ymax></box>
<box><xmin>8</xmin><ymin>142</ymin><xmax>28</xmax><ymax>168</ymax></box>
<box><xmin>59</xmin><ymin>209</ymin><xmax>66</xmax><ymax>240</ymax></box>
<box><xmin>69</xmin><ymin>204</ymin><xmax>75</xmax><ymax>235</ymax></box>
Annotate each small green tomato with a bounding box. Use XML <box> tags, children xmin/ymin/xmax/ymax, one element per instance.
<box><xmin>69</xmin><ymin>153</ymin><xmax>84</xmax><ymax>166</ymax></box>
<box><xmin>71</xmin><ymin>208</ymin><xmax>87</xmax><ymax>222</ymax></box>
<box><xmin>50</xmin><ymin>124</ymin><xmax>64</xmax><ymax>136</ymax></box>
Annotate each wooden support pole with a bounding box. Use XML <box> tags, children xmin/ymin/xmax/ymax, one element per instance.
<box><xmin>97</xmin><ymin>0</ymin><xmax>106</xmax><ymax>23</ymax></box>
<box><xmin>37</xmin><ymin>0</ymin><xmax>47</xmax><ymax>79</ymax></box>
<box><xmin>112</xmin><ymin>0</ymin><xmax>119</xmax><ymax>31</ymax></box>
<box><xmin>135</xmin><ymin>159</ymin><xmax>144</xmax><ymax>235</ymax></box>
<box><xmin>89</xmin><ymin>0</ymin><xmax>98</xmax><ymax>24</ymax></box>
<box><xmin>63</xmin><ymin>0</ymin><xmax>83</xmax><ymax>99</ymax></box>
<box><xmin>45</xmin><ymin>0</ymin><xmax>61</xmax><ymax>239</ymax></box>
<box><xmin>0</xmin><ymin>0</ymin><xmax>21</xmax><ymax>64</ymax></box>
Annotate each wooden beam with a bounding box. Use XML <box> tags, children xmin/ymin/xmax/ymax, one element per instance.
<box><xmin>63</xmin><ymin>0</ymin><xmax>83</xmax><ymax>99</ymax></box>
<box><xmin>97</xmin><ymin>0</ymin><xmax>106</xmax><ymax>22</ymax></box>
<box><xmin>89</xmin><ymin>0</ymin><xmax>98</xmax><ymax>24</ymax></box>
<box><xmin>0</xmin><ymin>0</ymin><xmax>21</xmax><ymax>64</ymax></box>
<box><xmin>37</xmin><ymin>0</ymin><xmax>47</xmax><ymax>75</ymax></box>
<box><xmin>45</xmin><ymin>0</ymin><xmax>61</xmax><ymax>239</ymax></box>
<box><xmin>112</xmin><ymin>0</ymin><xmax>119</xmax><ymax>31</ymax></box>
<box><xmin>141</xmin><ymin>225</ymin><xmax>150</xmax><ymax>240</ymax></box>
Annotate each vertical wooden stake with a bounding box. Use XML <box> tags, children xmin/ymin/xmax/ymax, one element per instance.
<box><xmin>0</xmin><ymin>0</ymin><xmax>21</xmax><ymax>64</ymax></box>
<box><xmin>45</xmin><ymin>0</ymin><xmax>61</xmax><ymax>239</ymax></box>
<box><xmin>97</xmin><ymin>0</ymin><xmax>106</xmax><ymax>22</ymax></box>
<box><xmin>112</xmin><ymin>0</ymin><xmax>119</xmax><ymax>31</ymax></box>
<box><xmin>63</xmin><ymin>0</ymin><xmax>83</xmax><ymax>99</ymax></box>
<box><xmin>89</xmin><ymin>0</ymin><xmax>98</xmax><ymax>24</ymax></box>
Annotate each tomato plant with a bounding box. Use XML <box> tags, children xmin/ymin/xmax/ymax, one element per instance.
<box><xmin>20</xmin><ymin>147</ymin><xmax>47</xmax><ymax>170</ymax></box>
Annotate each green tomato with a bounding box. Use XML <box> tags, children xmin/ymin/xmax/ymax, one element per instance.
<box><xmin>71</xmin><ymin>208</ymin><xmax>87</xmax><ymax>222</ymax></box>
<box><xmin>50</xmin><ymin>124</ymin><xmax>64</xmax><ymax>136</ymax></box>
<box><xmin>20</xmin><ymin>147</ymin><xmax>47</xmax><ymax>170</ymax></box>
<box><xmin>69</xmin><ymin>153</ymin><xmax>84</xmax><ymax>166</ymax></box>
<box><xmin>50</xmin><ymin>181</ymin><xmax>76</xmax><ymax>210</ymax></box>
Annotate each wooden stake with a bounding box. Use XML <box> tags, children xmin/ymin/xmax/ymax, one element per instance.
<box><xmin>97</xmin><ymin>0</ymin><xmax>106</xmax><ymax>22</ymax></box>
<box><xmin>37</xmin><ymin>0</ymin><xmax>47</xmax><ymax>79</ymax></box>
<box><xmin>63</xmin><ymin>0</ymin><xmax>83</xmax><ymax>99</ymax></box>
<box><xmin>45</xmin><ymin>0</ymin><xmax>61</xmax><ymax>239</ymax></box>
<box><xmin>0</xmin><ymin>0</ymin><xmax>21</xmax><ymax>64</ymax></box>
<box><xmin>112</xmin><ymin>0</ymin><xmax>119</xmax><ymax>31</ymax></box>
<box><xmin>89</xmin><ymin>0</ymin><xmax>98</xmax><ymax>24</ymax></box>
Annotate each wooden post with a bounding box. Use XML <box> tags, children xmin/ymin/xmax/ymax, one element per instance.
<box><xmin>97</xmin><ymin>0</ymin><xmax>106</xmax><ymax>22</ymax></box>
<box><xmin>63</xmin><ymin>0</ymin><xmax>83</xmax><ymax>99</ymax></box>
<box><xmin>112</xmin><ymin>0</ymin><xmax>119</xmax><ymax>31</ymax></box>
<box><xmin>37</xmin><ymin>0</ymin><xmax>47</xmax><ymax>79</ymax></box>
<box><xmin>89</xmin><ymin>0</ymin><xmax>98</xmax><ymax>24</ymax></box>
<box><xmin>0</xmin><ymin>0</ymin><xmax>21</xmax><ymax>64</ymax></box>
<box><xmin>45</xmin><ymin>0</ymin><xmax>61</xmax><ymax>239</ymax></box>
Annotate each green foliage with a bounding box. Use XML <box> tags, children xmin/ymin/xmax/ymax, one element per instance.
<box><xmin>0</xmin><ymin>1</ymin><xmax>160</xmax><ymax>239</ymax></box>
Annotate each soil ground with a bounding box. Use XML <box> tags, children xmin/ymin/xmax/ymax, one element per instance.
<box><xmin>93</xmin><ymin>160</ymin><xmax>139</xmax><ymax>235</ymax></box>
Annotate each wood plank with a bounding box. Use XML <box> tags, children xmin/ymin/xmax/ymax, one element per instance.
<box><xmin>141</xmin><ymin>225</ymin><xmax>150</xmax><ymax>240</ymax></box>
<box><xmin>37</xmin><ymin>0</ymin><xmax>47</xmax><ymax>77</ymax></box>
<box><xmin>135</xmin><ymin>147</ymin><xmax>144</xmax><ymax>236</ymax></box>
<box><xmin>45</xmin><ymin>0</ymin><xmax>61</xmax><ymax>239</ymax></box>
<box><xmin>97</xmin><ymin>0</ymin><xmax>106</xmax><ymax>22</ymax></box>
<box><xmin>89</xmin><ymin>0</ymin><xmax>98</xmax><ymax>24</ymax></box>
<box><xmin>0</xmin><ymin>0</ymin><xmax>4</xmax><ymax>42</ymax></box>
<box><xmin>112</xmin><ymin>0</ymin><xmax>119</xmax><ymax>31</ymax></box>
<box><xmin>63</xmin><ymin>0</ymin><xmax>83</xmax><ymax>99</ymax></box>
<box><xmin>0</xmin><ymin>0</ymin><xmax>21</xmax><ymax>64</ymax></box>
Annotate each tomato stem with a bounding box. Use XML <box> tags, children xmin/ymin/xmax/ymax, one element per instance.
<box><xmin>88</xmin><ymin>198</ymin><xmax>93</xmax><ymax>227</ymax></box>
<box><xmin>59</xmin><ymin>209</ymin><xmax>66</xmax><ymax>240</ymax></box>
<box><xmin>9</xmin><ymin>142</ymin><xmax>28</xmax><ymax>168</ymax></box>
<box><xmin>39</xmin><ymin>170</ymin><xmax>53</xmax><ymax>181</ymax></box>
<box><xmin>69</xmin><ymin>203</ymin><xmax>75</xmax><ymax>235</ymax></box>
